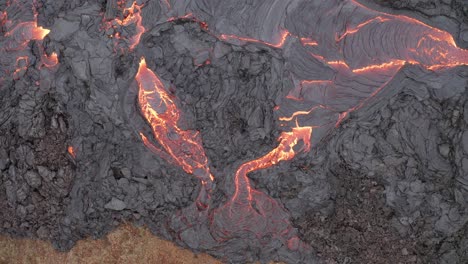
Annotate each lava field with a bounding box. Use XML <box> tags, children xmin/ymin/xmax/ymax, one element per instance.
<box><xmin>1</xmin><ymin>0</ymin><xmax>468</xmax><ymax>263</ymax></box>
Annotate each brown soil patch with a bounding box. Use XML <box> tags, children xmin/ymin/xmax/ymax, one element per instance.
<box><xmin>0</xmin><ymin>224</ymin><xmax>221</xmax><ymax>264</ymax></box>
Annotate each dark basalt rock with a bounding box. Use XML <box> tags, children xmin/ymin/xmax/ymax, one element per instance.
<box><xmin>0</xmin><ymin>0</ymin><xmax>467</xmax><ymax>263</ymax></box>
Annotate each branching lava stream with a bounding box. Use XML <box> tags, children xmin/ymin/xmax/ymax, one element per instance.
<box><xmin>3</xmin><ymin>0</ymin><xmax>468</xmax><ymax>262</ymax></box>
<box><xmin>136</xmin><ymin>56</ymin><xmax>314</xmax><ymax>249</ymax></box>
<box><xmin>130</xmin><ymin>0</ymin><xmax>468</xmax><ymax>258</ymax></box>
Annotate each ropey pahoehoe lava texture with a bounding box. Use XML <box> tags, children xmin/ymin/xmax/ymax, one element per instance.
<box><xmin>0</xmin><ymin>0</ymin><xmax>468</xmax><ymax>263</ymax></box>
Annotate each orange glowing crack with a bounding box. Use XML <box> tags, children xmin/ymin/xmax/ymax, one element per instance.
<box><xmin>411</xmin><ymin>33</ymin><xmax>468</xmax><ymax>68</ymax></box>
<box><xmin>167</xmin><ymin>13</ymin><xmax>194</xmax><ymax>22</ymax></box>
<box><xmin>4</xmin><ymin>21</ymin><xmax>50</xmax><ymax>50</ymax></box>
<box><xmin>336</xmin><ymin>16</ymin><xmax>390</xmax><ymax>42</ymax></box>
<box><xmin>129</xmin><ymin>4</ymin><xmax>468</xmax><ymax>245</ymax></box>
<box><xmin>351</xmin><ymin>60</ymin><xmax>406</xmax><ymax>73</ymax></box>
<box><xmin>346</xmin><ymin>67</ymin><xmax>404</xmax><ymax>117</ymax></box>
<box><xmin>117</xmin><ymin>2</ymin><xmax>145</xmax><ymax>50</ymax></box>
<box><xmin>279</xmin><ymin>105</ymin><xmax>328</xmax><ymax>122</ymax></box>
<box><xmin>417</xmin><ymin>33</ymin><xmax>456</xmax><ymax>49</ymax></box>
<box><xmin>136</xmin><ymin>58</ymin><xmax>214</xmax><ymax>184</ymax></box>
<box><xmin>68</xmin><ymin>146</ymin><xmax>76</xmax><ymax>158</ymax></box>
<box><xmin>350</xmin><ymin>0</ymin><xmax>458</xmax><ymax>42</ymax></box>
<box><xmin>336</xmin><ymin>112</ymin><xmax>349</xmax><ymax>127</ymax></box>
<box><xmin>285</xmin><ymin>96</ymin><xmax>303</xmax><ymax>101</ymax></box>
<box><xmin>301</xmin><ymin>80</ymin><xmax>333</xmax><ymax>85</ymax></box>
<box><xmin>333</xmin><ymin>2</ymin><xmax>468</xmax><ymax>70</ymax></box>
<box><xmin>220</xmin><ymin>29</ymin><xmax>290</xmax><ymax>49</ymax></box>
<box><xmin>5</xmin><ymin>0</ymin><xmax>48</xmax><ymax>39</ymax></box>
<box><xmin>327</xmin><ymin>60</ymin><xmax>350</xmax><ymax>69</ymax></box>
<box><xmin>105</xmin><ymin>1</ymin><xmax>145</xmax><ymax>50</ymax></box>
<box><xmin>166</xmin><ymin>13</ymin><xmax>210</xmax><ymax>32</ymax></box>
<box><xmin>41</xmin><ymin>52</ymin><xmax>59</xmax><ymax>68</ymax></box>
<box><xmin>135</xmin><ymin>51</ymin><xmax>313</xmax><ymax>226</ymax></box>
<box><xmin>300</xmin><ymin>37</ymin><xmax>318</xmax><ymax>46</ymax></box>
<box><xmin>13</xmin><ymin>56</ymin><xmax>29</xmax><ymax>79</ymax></box>
<box><xmin>5</xmin><ymin>21</ymin><xmax>50</xmax><ymax>40</ymax></box>
<box><xmin>1</xmin><ymin>2</ymin><xmax>54</xmax><ymax>80</ymax></box>
<box><xmin>286</xmin><ymin>80</ymin><xmax>333</xmax><ymax>101</ymax></box>
<box><xmin>427</xmin><ymin>62</ymin><xmax>467</xmax><ymax>71</ymax></box>
<box><xmin>232</xmin><ymin>123</ymin><xmax>312</xmax><ymax>203</ymax></box>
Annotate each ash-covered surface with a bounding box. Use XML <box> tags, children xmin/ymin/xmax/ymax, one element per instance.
<box><xmin>1</xmin><ymin>0</ymin><xmax>468</xmax><ymax>263</ymax></box>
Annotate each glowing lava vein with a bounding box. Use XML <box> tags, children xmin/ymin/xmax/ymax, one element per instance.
<box><xmin>136</xmin><ymin>56</ymin><xmax>313</xmax><ymax>243</ymax></box>
<box><xmin>136</xmin><ymin>58</ymin><xmax>214</xmax><ymax>184</ymax></box>
<box><xmin>102</xmin><ymin>1</ymin><xmax>145</xmax><ymax>51</ymax></box>
<box><xmin>129</xmin><ymin>0</ymin><xmax>468</xmax><ymax>255</ymax></box>
<box><xmin>232</xmin><ymin>124</ymin><xmax>312</xmax><ymax>204</ymax></box>
<box><xmin>135</xmin><ymin>58</ymin><xmax>214</xmax><ymax>206</ymax></box>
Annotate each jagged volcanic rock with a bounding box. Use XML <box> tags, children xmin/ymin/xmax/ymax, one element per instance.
<box><xmin>0</xmin><ymin>0</ymin><xmax>467</xmax><ymax>263</ymax></box>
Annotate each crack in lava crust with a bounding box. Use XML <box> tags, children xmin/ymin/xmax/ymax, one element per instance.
<box><xmin>136</xmin><ymin>56</ymin><xmax>311</xmax><ymax>249</ymax></box>
<box><xmin>0</xmin><ymin>0</ymin><xmax>466</xmax><ymax>261</ymax></box>
<box><xmin>127</xmin><ymin>1</ymin><xmax>468</xmax><ymax>260</ymax></box>
<box><xmin>136</xmin><ymin>58</ymin><xmax>214</xmax><ymax>208</ymax></box>
<box><xmin>39</xmin><ymin>0</ymin><xmax>468</xmax><ymax>260</ymax></box>
<box><xmin>211</xmin><ymin>125</ymin><xmax>312</xmax><ymax>245</ymax></box>
<box><xmin>101</xmin><ymin>1</ymin><xmax>144</xmax><ymax>52</ymax></box>
<box><xmin>0</xmin><ymin>0</ymin><xmax>58</xmax><ymax>84</ymax></box>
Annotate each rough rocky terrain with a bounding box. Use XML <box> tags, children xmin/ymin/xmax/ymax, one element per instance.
<box><xmin>0</xmin><ymin>0</ymin><xmax>467</xmax><ymax>263</ymax></box>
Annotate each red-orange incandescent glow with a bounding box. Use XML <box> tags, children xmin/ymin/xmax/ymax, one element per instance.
<box><xmin>3</xmin><ymin>0</ymin><xmax>50</xmax><ymax>45</ymax></box>
<box><xmin>2</xmin><ymin>1</ymin><xmax>55</xmax><ymax>81</ymax></box>
<box><xmin>327</xmin><ymin>60</ymin><xmax>350</xmax><ymax>69</ymax></box>
<box><xmin>12</xmin><ymin>56</ymin><xmax>29</xmax><ymax>79</ymax></box>
<box><xmin>232</xmin><ymin>123</ymin><xmax>313</xmax><ymax>203</ymax></box>
<box><xmin>210</xmin><ymin>120</ymin><xmax>313</xmax><ymax>242</ymax></box>
<box><xmin>68</xmin><ymin>146</ymin><xmax>76</xmax><ymax>159</ymax></box>
<box><xmin>279</xmin><ymin>105</ymin><xmax>329</xmax><ymax>122</ymax></box>
<box><xmin>336</xmin><ymin>16</ymin><xmax>390</xmax><ymax>42</ymax></box>
<box><xmin>128</xmin><ymin>1</ymin><xmax>468</xmax><ymax>249</ymax></box>
<box><xmin>104</xmin><ymin>1</ymin><xmax>145</xmax><ymax>51</ymax></box>
<box><xmin>135</xmin><ymin>58</ymin><xmax>214</xmax><ymax>186</ymax></box>
<box><xmin>300</xmin><ymin>37</ymin><xmax>318</xmax><ymax>46</ymax></box>
<box><xmin>286</xmin><ymin>80</ymin><xmax>334</xmax><ymax>101</ymax></box>
<box><xmin>220</xmin><ymin>29</ymin><xmax>290</xmax><ymax>49</ymax></box>
<box><xmin>337</xmin><ymin>2</ymin><xmax>467</xmax><ymax>71</ymax></box>
<box><xmin>351</xmin><ymin>59</ymin><xmax>407</xmax><ymax>74</ymax></box>
<box><xmin>167</xmin><ymin>13</ymin><xmax>194</xmax><ymax>22</ymax></box>
<box><xmin>40</xmin><ymin>52</ymin><xmax>59</xmax><ymax>68</ymax></box>
<box><xmin>135</xmin><ymin>55</ymin><xmax>313</xmax><ymax>237</ymax></box>
<box><xmin>287</xmin><ymin>3</ymin><xmax>467</xmax><ymax>120</ymax></box>
<box><xmin>5</xmin><ymin>21</ymin><xmax>50</xmax><ymax>49</ymax></box>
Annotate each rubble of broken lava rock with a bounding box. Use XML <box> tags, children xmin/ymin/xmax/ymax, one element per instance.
<box><xmin>0</xmin><ymin>0</ymin><xmax>468</xmax><ymax>263</ymax></box>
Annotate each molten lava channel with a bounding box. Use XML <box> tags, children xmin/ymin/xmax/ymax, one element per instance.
<box><xmin>225</xmin><ymin>124</ymin><xmax>313</xmax><ymax>208</ymax></box>
<box><xmin>135</xmin><ymin>55</ymin><xmax>315</xmax><ymax>247</ymax></box>
<box><xmin>126</xmin><ymin>0</ymin><xmax>468</xmax><ymax>257</ymax></box>
<box><xmin>2</xmin><ymin>0</ymin><xmax>466</xmax><ymax>258</ymax></box>
<box><xmin>135</xmin><ymin>58</ymin><xmax>214</xmax><ymax>188</ymax></box>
